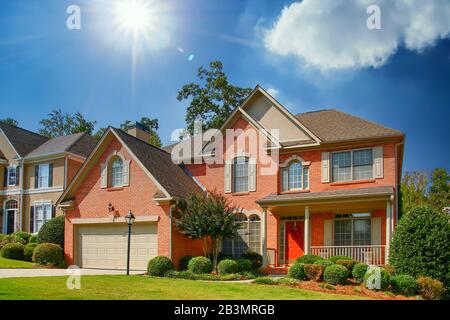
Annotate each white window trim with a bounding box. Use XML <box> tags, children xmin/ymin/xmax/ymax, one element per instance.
<box><xmin>232</xmin><ymin>156</ymin><xmax>250</xmax><ymax>193</ymax></box>
<box><xmin>333</xmin><ymin>213</ymin><xmax>372</xmax><ymax>246</ymax></box>
<box><xmin>223</xmin><ymin>211</ymin><xmax>262</xmax><ymax>256</ymax></box>
<box><xmin>331</xmin><ymin>147</ymin><xmax>374</xmax><ymax>183</ymax></box>
<box><xmin>2</xmin><ymin>200</ymin><xmax>19</xmax><ymax>234</ymax></box>
<box><xmin>281</xmin><ymin>160</ymin><xmax>310</xmax><ymax>191</ymax></box>
<box><xmin>7</xmin><ymin>165</ymin><xmax>18</xmax><ymax>187</ymax></box>
<box><xmin>32</xmin><ymin>201</ymin><xmax>53</xmax><ymax>234</ymax></box>
<box><xmin>37</xmin><ymin>163</ymin><xmax>50</xmax><ymax>189</ymax></box>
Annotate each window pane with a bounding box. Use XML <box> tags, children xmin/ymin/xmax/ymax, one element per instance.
<box><xmin>233</xmin><ymin>157</ymin><xmax>248</xmax><ymax>193</ymax></box>
<box><xmin>281</xmin><ymin>169</ymin><xmax>288</xmax><ymax>192</ymax></box>
<box><xmin>332</xmin><ymin>152</ymin><xmax>351</xmax><ymax>182</ymax></box>
<box><xmin>288</xmin><ymin>162</ymin><xmax>302</xmax><ymax>189</ymax></box>
<box><xmin>303</xmin><ymin>167</ymin><xmax>309</xmax><ymax>189</ymax></box>
<box><xmin>353</xmin><ymin>219</ymin><xmax>371</xmax><ymax>245</ymax></box>
<box><xmin>248</xmin><ymin>215</ymin><xmax>261</xmax><ymax>254</ymax></box>
<box><xmin>222</xmin><ymin>237</ymin><xmax>233</xmax><ymax>256</ymax></box>
<box><xmin>8</xmin><ymin>167</ymin><xmax>16</xmax><ymax>185</ymax></box>
<box><xmin>234</xmin><ymin>227</ymin><xmax>249</xmax><ymax>258</ymax></box>
<box><xmin>111</xmin><ymin>158</ymin><xmax>123</xmax><ymax>187</ymax></box>
<box><xmin>334</xmin><ymin>220</ymin><xmax>352</xmax><ymax>246</ymax></box>
<box><xmin>38</xmin><ymin>164</ymin><xmax>49</xmax><ymax>189</ymax></box>
<box><xmin>353</xmin><ymin>149</ymin><xmax>373</xmax><ymax>180</ymax></box>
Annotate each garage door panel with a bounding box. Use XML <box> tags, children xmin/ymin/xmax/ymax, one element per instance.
<box><xmin>77</xmin><ymin>223</ymin><xmax>158</xmax><ymax>271</ymax></box>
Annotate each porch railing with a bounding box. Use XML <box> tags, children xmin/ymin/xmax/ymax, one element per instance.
<box><xmin>310</xmin><ymin>245</ymin><xmax>385</xmax><ymax>265</ymax></box>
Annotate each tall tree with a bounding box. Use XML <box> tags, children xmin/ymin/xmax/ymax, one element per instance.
<box><xmin>38</xmin><ymin>109</ymin><xmax>97</xmax><ymax>138</ymax></box>
<box><xmin>120</xmin><ymin>117</ymin><xmax>162</xmax><ymax>147</ymax></box>
<box><xmin>428</xmin><ymin>168</ymin><xmax>450</xmax><ymax>211</ymax></box>
<box><xmin>177</xmin><ymin>61</ymin><xmax>252</xmax><ymax>134</ymax></box>
<box><xmin>400</xmin><ymin>171</ymin><xmax>429</xmax><ymax>214</ymax></box>
<box><xmin>0</xmin><ymin>118</ymin><xmax>19</xmax><ymax>126</ymax></box>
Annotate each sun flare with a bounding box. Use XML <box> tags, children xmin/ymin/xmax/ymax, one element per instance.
<box><xmin>113</xmin><ymin>0</ymin><xmax>156</xmax><ymax>35</ymax></box>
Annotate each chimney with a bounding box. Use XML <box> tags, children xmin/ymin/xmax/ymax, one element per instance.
<box><xmin>127</xmin><ymin>122</ymin><xmax>152</xmax><ymax>143</ymax></box>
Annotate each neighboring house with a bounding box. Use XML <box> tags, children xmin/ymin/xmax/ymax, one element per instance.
<box><xmin>0</xmin><ymin>123</ymin><xmax>96</xmax><ymax>234</ymax></box>
<box><xmin>58</xmin><ymin>86</ymin><xmax>404</xmax><ymax>271</ymax></box>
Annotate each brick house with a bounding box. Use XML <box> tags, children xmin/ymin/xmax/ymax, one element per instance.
<box><xmin>58</xmin><ymin>86</ymin><xmax>404</xmax><ymax>271</ymax></box>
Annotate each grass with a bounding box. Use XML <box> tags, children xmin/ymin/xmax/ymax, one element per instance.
<box><xmin>0</xmin><ymin>275</ymin><xmax>369</xmax><ymax>300</ymax></box>
<box><xmin>0</xmin><ymin>257</ymin><xmax>34</xmax><ymax>269</ymax></box>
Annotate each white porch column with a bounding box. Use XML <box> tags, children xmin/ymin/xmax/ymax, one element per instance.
<box><xmin>304</xmin><ymin>206</ymin><xmax>310</xmax><ymax>255</ymax></box>
<box><xmin>262</xmin><ymin>209</ymin><xmax>268</xmax><ymax>266</ymax></box>
<box><xmin>385</xmin><ymin>200</ymin><xmax>392</xmax><ymax>264</ymax></box>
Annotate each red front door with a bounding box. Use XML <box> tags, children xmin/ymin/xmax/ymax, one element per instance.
<box><xmin>285</xmin><ymin>221</ymin><xmax>304</xmax><ymax>264</ymax></box>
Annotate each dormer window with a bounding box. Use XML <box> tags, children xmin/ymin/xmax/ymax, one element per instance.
<box><xmin>110</xmin><ymin>157</ymin><xmax>123</xmax><ymax>187</ymax></box>
<box><xmin>100</xmin><ymin>151</ymin><xmax>130</xmax><ymax>189</ymax></box>
<box><xmin>281</xmin><ymin>158</ymin><xmax>310</xmax><ymax>192</ymax></box>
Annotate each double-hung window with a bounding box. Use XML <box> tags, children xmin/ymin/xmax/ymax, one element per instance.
<box><xmin>38</xmin><ymin>164</ymin><xmax>50</xmax><ymax>189</ymax></box>
<box><xmin>222</xmin><ymin>214</ymin><xmax>261</xmax><ymax>258</ymax></box>
<box><xmin>332</xmin><ymin>149</ymin><xmax>373</xmax><ymax>182</ymax></box>
<box><xmin>33</xmin><ymin>203</ymin><xmax>53</xmax><ymax>233</ymax></box>
<box><xmin>7</xmin><ymin>166</ymin><xmax>18</xmax><ymax>186</ymax></box>
<box><xmin>233</xmin><ymin>157</ymin><xmax>249</xmax><ymax>193</ymax></box>
<box><xmin>334</xmin><ymin>214</ymin><xmax>371</xmax><ymax>246</ymax></box>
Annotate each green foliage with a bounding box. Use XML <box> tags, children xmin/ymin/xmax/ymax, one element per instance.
<box><xmin>166</xmin><ymin>270</ymin><xmax>254</xmax><ymax>281</ymax></box>
<box><xmin>178</xmin><ymin>255</ymin><xmax>194</xmax><ymax>271</ymax></box>
<box><xmin>38</xmin><ymin>215</ymin><xmax>65</xmax><ymax>248</ymax></box>
<box><xmin>318</xmin><ymin>283</ymin><xmax>336</xmax><ymax>290</ymax></box>
<box><xmin>0</xmin><ymin>234</ymin><xmax>26</xmax><ymax>252</ymax></box>
<box><xmin>390</xmin><ymin>206</ymin><xmax>450</xmax><ymax>287</ymax></box>
<box><xmin>217</xmin><ymin>259</ymin><xmax>238</xmax><ymax>275</ymax></box>
<box><xmin>288</xmin><ymin>263</ymin><xmax>307</xmax><ymax>280</ymax></box>
<box><xmin>314</xmin><ymin>259</ymin><xmax>334</xmax><ymax>268</ymax></box>
<box><xmin>253</xmin><ymin>277</ymin><xmax>278</xmax><ymax>285</ymax></box>
<box><xmin>390</xmin><ymin>275</ymin><xmax>418</xmax><ymax>296</ymax></box>
<box><xmin>32</xmin><ymin>243</ymin><xmax>64</xmax><ymax>266</ymax></box>
<box><xmin>120</xmin><ymin>117</ymin><xmax>162</xmax><ymax>147</ymax></box>
<box><xmin>0</xmin><ymin>243</ymin><xmax>25</xmax><ymax>260</ymax></box>
<box><xmin>296</xmin><ymin>254</ymin><xmax>322</xmax><ymax>264</ymax></box>
<box><xmin>364</xmin><ymin>267</ymin><xmax>390</xmax><ymax>291</ymax></box>
<box><xmin>38</xmin><ymin>109</ymin><xmax>96</xmax><ymax>137</ymax></box>
<box><xmin>277</xmin><ymin>277</ymin><xmax>301</xmax><ymax>286</ymax></box>
<box><xmin>400</xmin><ymin>171</ymin><xmax>429</xmax><ymax>213</ymax></box>
<box><xmin>12</xmin><ymin>232</ymin><xmax>31</xmax><ymax>243</ymax></box>
<box><xmin>241</xmin><ymin>251</ymin><xmax>263</xmax><ymax>270</ymax></box>
<box><xmin>352</xmin><ymin>263</ymin><xmax>369</xmax><ymax>283</ymax></box>
<box><xmin>236</xmin><ymin>259</ymin><xmax>253</xmax><ymax>273</ymax></box>
<box><xmin>428</xmin><ymin>168</ymin><xmax>449</xmax><ymax>211</ymax></box>
<box><xmin>416</xmin><ymin>276</ymin><xmax>446</xmax><ymax>300</ymax></box>
<box><xmin>188</xmin><ymin>256</ymin><xmax>213</xmax><ymax>274</ymax></box>
<box><xmin>323</xmin><ymin>264</ymin><xmax>348</xmax><ymax>285</ymax></box>
<box><xmin>328</xmin><ymin>256</ymin><xmax>353</xmax><ymax>264</ymax></box>
<box><xmin>28</xmin><ymin>235</ymin><xmax>38</xmax><ymax>244</ymax></box>
<box><xmin>0</xmin><ymin>118</ymin><xmax>19</xmax><ymax>126</ymax></box>
<box><xmin>173</xmin><ymin>191</ymin><xmax>243</xmax><ymax>270</ymax></box>
<box><xmin>336</xmin><ymin>259</ymin><xmax>356</xmax><ymax>277</ymax></box>
<box><xmin>304</xmin><ymin>264</ymin><xmax>324</xmax><ymax>282</ymax></box>
<box><xmin>177</xmin><ymin>61</ymin><xmax>252</xmax><ymax>135</ymax></box>
<box><xmin>147</xmin><ymin>256</ymin><xmax>175</xmax><ymax>277</ymax></box>
<box><xmin>23</xmin><ymin>243</ymin><xmax>38</xmax><ymax>262</ymax></box>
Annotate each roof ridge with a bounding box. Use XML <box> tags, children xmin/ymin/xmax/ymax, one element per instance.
<box><xmin>296</xmin><ymin>109</ymin><xmax>333</xmax><ymax>116</ymax></box>
<box><xmin>113</xmin><ymin>128</ymin><xmax>172</xmax><ymax>156</ymax></box>
<box><xmin>63</xmin><ymin>132</ymin><xmax>87</xmax><ymax>152</ymax></box>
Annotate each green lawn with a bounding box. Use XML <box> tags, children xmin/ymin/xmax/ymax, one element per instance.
<box><xmin>0</xmin><ymin>257</ymin><xmax>34</xmax><ymax>269</ymax></box>
<box><xmin>0</xmin><ymin>275</ymin><xmax>368</xmax><ymax>300</ymax></box>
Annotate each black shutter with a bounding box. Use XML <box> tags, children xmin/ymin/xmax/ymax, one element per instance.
<box><xmin>34</xmin><ymin>165</ymin><xmax>39</xmax><ymax>189</ymax></box>
<box><xmin>52</xmin><ymin>205</ymin><xmax>56</xmax><ymax>218</ymax></box>
<box><xmin>3</xmin><ymin>167</ymin><xmax>7</xmax><ymax>187</ymax></box>
<box><xmin>48</xmin><ymin>163</ymin><xmax>53</xmax><ymax>188</ymax></box>
<box><xmin>30</xmin><ymin>206</ymin><xmax>35</xmax><ymax>233</ymax></box>
<box><xmin>15</xmin><ymin>166</ymin><xmax>20</xmax><ymax>186</ymax></box>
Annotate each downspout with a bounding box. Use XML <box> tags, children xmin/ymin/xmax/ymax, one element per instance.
<box><xmin>395</xmin><ymin>140</ymin><xmax>405</xmax><ymax>230</ymax></box>
<box><xmin>169</xmin><ymin>205</ymin><xmax>173</xmax><ymax>260</ymax></box>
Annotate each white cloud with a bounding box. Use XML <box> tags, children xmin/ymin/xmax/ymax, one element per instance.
<box><xmin>267</xmin><ymin>87</ymin><xmax>280</xmax><ymax>98</ymax></box>
<box><xmin>263</xmin><ymin>0</ymin><xmax>450</xmax><ymax>71</ymax></box>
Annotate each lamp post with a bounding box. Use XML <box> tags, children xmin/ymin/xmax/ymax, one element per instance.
<box><xmin>125</xmin><ymin>210</ymin><xmax>135</xmax><ymax>276</ymax></box>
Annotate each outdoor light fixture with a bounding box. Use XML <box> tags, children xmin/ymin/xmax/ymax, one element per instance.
<box><xmin>125</xmin><ymin>210</ymin><xmax>135</xmax><ymax>275</ymax></box>
<box><xmin>108</xmin><ymin>202</ymin><xmax>114</xmax><ymax>213</ymax></box>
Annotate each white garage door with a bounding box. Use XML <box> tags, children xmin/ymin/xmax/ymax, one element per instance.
<box><xmin>76</xmin><ymin>223</ymin><xmax>158</xmax><ymax>271</ymax></box>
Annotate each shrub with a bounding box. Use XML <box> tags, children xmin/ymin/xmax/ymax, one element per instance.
<box><xmin>188</xmin><ymin>256</ymin><xmax>213</xmax><ymax>274</ymax></box>
<box><xmin>216</xmin><ymin>252</ymin><xmax>233</xmax><ymax>262</ymax></box>
<box><xmin>314</xmin><ymin>259</ymin><xmax>333</xmax><ymax>268</ymax></box>
<box><xmin>0</xmin><ymin>234</ymin><xmax>26</xmax><ymax>251</ymax></box>
<box><xmin>288</xmin><ymin>263</ymin><xmax>307</xmax><ymax>280</ymax></box>
<box><xmin>323</xmin><ymin>264</ymin><xmax>348</xmax><ymax>285</ymax></box>
<box><xmin>277</xmin><ymin>277</ymin><xmax>301</xmax><ymax>286</ymax></box>
<box><xmin>0</xmin><ymin>234</ymin><xmax>7</xmax><ymax>242</ymax></box>
<box><xmin>38</xmin><ymin>215</ymin><xmax>64</xmax><ymax>247</ymax></box>
<box><xmin>241</xmin><ymin>251</ymin><xmax>263</xmax><ymax>270</ymax></box>
<box><xmin>304</xmin><ymin>264</ymin><xmax>325</xmax><ymax>282</ymax></box>
<box><xmin>364</xmin><ymin>267</ymin><xmax>390</xmax><ymax>291</ymax></box>
<box><xmin>319</xmin><ymin>283</ymin><xmax>336</xmax><ymax>290</ymax></box>
<box><xmin>296</xmin><ymin>254</ymin><xmax>322</xmax><ymax>264</ymax></box>
<box><xmin>0</xmin><ymin>243</ymin><xmax>25</xmax><ymax>260</ymax></box>
<box><xmin>383</xmin><ymin>265</ymin><xmax>396</xmax><ymax>275</ymax></box>
<box><xmin>253</xmin><ymin>277</ymin><xmax>278</xmax><ymax>285</ymax></box>
<box><xmin>352</xmin><ymin>263</ymin><xmax>369</xmax><ymax>283</ymax></box>
<box><xmin>217</xmin><ymin>259</ymin><xmax>238</xmax><ymax>275</ymax></box>
<box><xmin>28</xmin><ymin>235</ymin><xmax>38</xmax><ymax>244</ymax></box>
<box><xmin>32</xmin><ymin>243</ymin><xmax>64</xmax><ymax>266</ymax></box>
<box><xmin>12</xmin><ymin>232</ymin><xmax>31</xmax><ymax>243</ymax></box>
<box><xmin>178</xmin><ymin>255</ymin><xmax>194</xmax><ymax>271</ymax></box>
<box><xmin>416</xmin><ymin>276</ymin><xmax>446</xmax><ymax>300</ymax></box>
<box><xmin>147</xmin><ymin>256</ymin><xmax>175</xmax><ymax>277</ymax></box>
<box><xmin>390</xmin><ymin>275</ymin><xmax>418</xmax><ymax>296</ymax></box>
<box><xmin>236</xmin><ymin>259</ymin><xmax>253</xmax><ymax>273</ymax></box>
<box><xmin>390</xmin><ymin>206</ymin><xmax>450</xmax><ymax>287</ymax></box>
<box><xmin>23</xmin><ymin>243</ymin><xmax>38</xmax><ymax>262</ymax></box>
<box><xmin>336</xmin><ymin>259</ymin><xmax>356</xmax><ymax>277</ymax></box>
<box><xmin>328</xmin><ymin>255</ymin><xmax>353</xmax><ymax>264</ymax></box>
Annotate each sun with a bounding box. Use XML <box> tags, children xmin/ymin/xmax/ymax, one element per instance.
<box><xmin>113</xmin><ymin>0</ymin><xmax>156</xmax><ymax>35</ymax></box>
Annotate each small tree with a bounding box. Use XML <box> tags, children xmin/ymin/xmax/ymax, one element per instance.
<box><xmin>172</xmin><ymin>190</ymin><xmax>243</xmax><ymax>270</ymax></box>
<box><xmin>428</xmin><ymin>168</ymin><xmax>449</xmax><ymax>211</ymax></box>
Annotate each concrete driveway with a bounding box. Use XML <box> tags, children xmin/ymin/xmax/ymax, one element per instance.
<box><xmin>0</xmin><ymin>268</ymin><xmax>144</xmax><ymax>278</ymax></box>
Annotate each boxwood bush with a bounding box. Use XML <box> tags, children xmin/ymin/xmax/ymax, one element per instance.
<box><xmin>296</xmin><ymin>254</ymin><xmax>322</xmax><ymax>264</ymax></box>
<box><xmin>23</xmin><ymin>243</ymin><xmax>38</xmax><ymax>262</ymax></box>
<box><xmin>217</xmin><ymin>259</ymin><xmax>238</xmax><ymax>275</ymax></box>
<box><xmin>147</xmin><ymin>256</ymin><xmax>175</xmax><ymax>276</ymax></box>
<box><xmin>28</xmin><ymin>235</ymin><xmax>38</xmax><ymax>244</ymax></box>
<box><xmin>390</xmin><ymin>274</ymin><xmax>418</xmax><ymax>296</ymax></box>
<box><xmin>253</xmin><ymin>277</ymin><xmax>278</xmax><ymax>285</ymax></box>
<box><xmin>32</xmin><ymin>243</ymin><xmax>64</xmax><ymax>266</ymax></box>
<box><xmin>323</xmin><ymin>264</ymin><xmax>348</xmax><ymax>285</ymax></box>
<box><xmin>236</xmin><ymin>259</ymin><xmax>253</xmax><ymax>273</ymax></box>
<box><xmin>38</xmin><ymin>215</ymin><xmax>64</xmax><ymax>247</ymax></box>
<box><xmin>328</xmin><ymin>255</ymin><xmax>353</xmax><ymax>264</ymax></box>
<box><xmin>304</xmin><ymin>263</ymin><xmax>324</xmax><ymax>281</ymax></box>
<box><xmin>364</xmin><ymin>267</ymin><xmax>390</xmax><ymax>291</ymax></box>
<box><xmin>336</xmin><ymin>259</ymin><xmax>356</xmax><ymax>277</ymax></box>
<box><xmin>0</xmin><ymin>243</ymin><xmax>25</xmax><ymax>260</ymax></box>
<box><xmin>288</xmin><ymin>263</ymin><xmax>307</xmax><ymax>280</ymax></box>
<box><xmin>178</xmin><ymin>255</ymin><xmax>194</xmax><ymax>271</ymax></box>
<box><xmin>12</xmin><ymin>232</ymin><xmax>31</xmax><ymax>243</ymax></box>
<box><xmin>314</xmin><ymin>259</ymin><xmax>333</xmax><ymax>268</ymax></box>
<box><xmin>416</xmin><ymin>276</ymin><xmax>446</xmax><ymax>300</ymax></box>
<box><xmin>188</xmin><ymin>256</ymin><xmax>213</xmax><ymax>274</ymax></box>
<box><xmin>352</xmin><ymin>263</ymin><xmax>369</xmax><ymax>283</ymax></box>
<box><xmin>241</xmin><ymin>251</ymin><xmax>263</xmax><ymax>270</ymax></box>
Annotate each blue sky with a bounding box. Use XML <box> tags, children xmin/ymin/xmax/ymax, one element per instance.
<box><xmin>0</xmin><ymin>0</ymin><xmax>449</xmax><ymax>173</ymax></box>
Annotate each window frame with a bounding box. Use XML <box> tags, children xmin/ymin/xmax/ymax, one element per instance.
<box><xmin>33</xmin><ymin>202</ymin><xmax>53</xmax><ymax>233</ymax></box>
<box><xmin>333</xmin><ymin>213</ymin><xmax>372</xmax><ymax>246</ymax></box>
<box><xmin>37</xmin><ymin>163</ymin><xmax>50</xmax><ymax>189</ymax></box>
<box><xmin>109</xmin><ymin>157</ymin><xmax>124</xmax><ymax>188</ymax></box>
<box><xmin>232</xmin><ymin>156</ymin><xmax>249</xmax><ymax>193</ymax></box>
<box><xmin>7</xmin><ymin>166</ymin><xmax>17</xmax><ymax>186</ymax></box>
<box><xmin>331</xmin><ymin>148</ymin><xmax>374</xmax><ymax>183</ymax></box>
<box><xmin>222</xmin><ymin>214</ymin><xmax>262</xmax><ymax>258</ymax></box>
<box><xmin>281</xmin><ymin>160</ymin><xmax>310</xmax><ymax>192</ymax></box>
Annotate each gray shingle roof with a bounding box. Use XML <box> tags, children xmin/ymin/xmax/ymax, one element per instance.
<box><xmin>0</xmin><ymin>123</ymin><xmax>49</xmax><ymax>157</ymax></box>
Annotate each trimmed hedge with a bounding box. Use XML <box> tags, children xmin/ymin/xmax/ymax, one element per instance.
<box><xmin>253</xmin><ymin>277</ymin><xmax>278</xmax><ymax>285</ymax></box>
<box><xmin>328</xmin><ymin>256</ymin><xmax>353</xmax><ymax>264</ymax></box>
<box><xmin>288</xmin><ymin>263</ymin><xmax>307</xmax><ymax>280</ymax></box>
<box><xmin>23</xmin><ymin>243</ymin><xmax>38</xmax><ymax>262</ymax></box>
<box><xmin>296</xmin><ymin>254</ymin><xmax>322</xmax><ymax>265</ymax></box>
<box><xmin>236</xmin><ymin>259</ymin><xmax>253</xmax><ymax>273</ymax></box>
<box><xmin>188</xmin><ymin>256</ymin><xmax>213</xmax><ymax>274</ymax></box>
<box><xmin>416</xmin><ymin>276</ymin><xmax>446</xmax><ymax>300</ymax></box>
<box><xmin>241</xmin><ymin>251</ymin><xmax>263</xmax><ymax>270</ymax></box>
<box><xmin>390</xmin><ymin>275</ymin><xmax>418</xmax><ymax>296</ymax></box>
<box><xmin>217</xmin><ymin>259</ymin><xmax>238</xmax><ymax>275</ymax></box>
<box><xmin>32</xmin><ymin>243</ymin><xmax>64</xmax><ymax>266</ymax></box>
<box><xmin>0</xmin><ymin>243</ymin><xmax>25</xmax><ymax>260</ymax></box>
<box><xmin>364</xmin><ymin>267</ymin><xmax>390</xmax><ymax>291</ymax></box>
<box><xmin>336</xmin><ymin>259</ymin><xmax>356</xmax><ymax>277</ymax></box>
<box><xmin>147</xmin><ymin>256</ymin><xmax>175</xmax><ymax>276</ymax></box>
<box><xmin>314</xmin><ymin>259</ymin><xmax>333</xmax><ymax>268</ymax></box>
<box><xmin>28</xmin><ymin>235</ymin><xmax>38</xmax><ymax>244</ymax></box>
<box><xmin>38</xmin><ymin>215</ymin><xmax>64</xmax><ymax>247</ymax></box>
<box><xmin>166</xmin><ymin>270</ymin><xmax>254</xmax><ymax>281</ymax></box>
<box><xmin>323</xmin><ymin>264</ymin><xmax>348</xmax><ymax>285</ymax></box>
<box><xmin>352</xmin><ymin>263</ymin><xmax>369</xmax><ymax>283</ymax></box>
<box><xmin>179</xmin><ymin>255</ymin><xmax>194</xmax><ymax>271</ymax></box>
<box><xmin>304</xmin><ymin>263</ymin><xmax>324</xmax><ymax>281</ymax></box>
<box><xmin>12</xmin><ymin>232</ymin><xmax>31</xmax><ymax>243</ymax></box>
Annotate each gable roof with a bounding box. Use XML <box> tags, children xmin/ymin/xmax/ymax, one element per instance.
<box><xmin>0</xmin><ymin>149</ymin><xmax>5</xmax><ymax>160</ymax></box>
<box><xmin>0</xmin><ymin>123</ymin><xmax>49</xmax><ymax>157</ymax></box>
<box><xmin>295</xmin><ymin>109</ymin><xmax>404</xmax><ymax>143</ymax></box>
<box><xmin>25</xmin><ymin>132</ymin><xmax>97</xmax><ymax>159</ymax></box>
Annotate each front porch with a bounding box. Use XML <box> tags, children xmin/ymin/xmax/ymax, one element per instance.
<box><xmin>258</xmin><ymin>186</ymin><xmax>396</xmax><ymax>267</ymax></box>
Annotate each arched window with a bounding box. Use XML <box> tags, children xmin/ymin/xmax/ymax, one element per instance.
<box><xmin>5</xmin><ymin>200</ymin><xmax>18</xmax><ymax>210</ymax></box>
<box><xmin>110</xmin><ymin>157</ymin><xmax>123</xmax><ymax>187</ymax></box>
<box><xmin>281</xmin><ymin>160</ymin><xmax>310</xmax><ymax>191</ymax></box>
<box><xmin>288</xmin><ymin>161</ymin><xmax>302</xmax><ymax>190</ymax></box>
<box><xmin>233</xmin><ymin>157</ymin><xmax>249</xmax><ymax>193</ymax></box>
